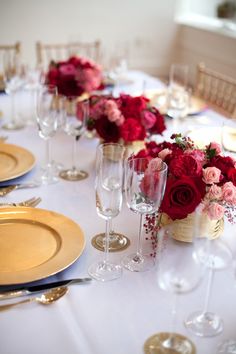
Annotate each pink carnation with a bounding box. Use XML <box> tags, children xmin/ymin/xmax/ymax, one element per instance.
<box><xmin>222</xmin><ymin>181</ymin><xmax>236</xmax><ymax>204</ymax></box>
<box><xmin>206</xmin><ymin>202</ymin><xmax>225</xmax><ymax>220</ymax></box>
<box><xmin>203</xmin><ymin>167</ymin><xmax>221</xmax><ymax>184</ymax></box>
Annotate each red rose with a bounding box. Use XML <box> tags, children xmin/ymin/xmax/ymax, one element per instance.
<box><xmin>120</xmin><ymin>118</ymin><xmax>146</xmax><ymax>142</ymax></box>
<box><xmin>95</xmin><ymin>116</ymin><xmax>120</xmax><ymax>142</ymax></box>
<box><xmin>209</xmin><ymin>155</ymin><xmax>234</xmax><ymax>174</ymax></box>
<box><xmin>161</xmin><ymin>176</ymin><xmax>205</xmax><ymax>220</ymax></box>
<box><xmin>169</xmin><ymin>155</ymin><xmax>202</xmax><ymax>178</ymax></box>
<box><xmin>227</xmin><ymin>167</ymin><xmax>236</xmax><ymax>186</ymax></box>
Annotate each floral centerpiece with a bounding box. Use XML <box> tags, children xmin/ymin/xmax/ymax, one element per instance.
<box><xmin>135</xmin><ymin>134</ymin><xmax>236</xmax><ymax>243</ymax></box>
<box><xmin>46</xmin><ymin>56</ymin><xmax>103</xmax><ymax>97</ymax></box>
<box><xmin>82</xmin><ymin>93</ymin><xmax>166</xmax><ymax>146</ymax></box>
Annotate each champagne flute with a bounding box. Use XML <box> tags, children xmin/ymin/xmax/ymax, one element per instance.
<box><xmin>122</xmin><ymin>157</ymin><xmax>168</xmax><ymax>272</ymax></box>
<box><xmin>59</xmin><ymin>98</ymin><xmax>89</xmax><ymax>181</ymax></box>
<box><xmin>88</xmin><ymin>143</ymin><xmax>125</xmax><ymax>281</ymax></box>
<box><xmin>36</xmin><ymin>84</ymin><xmax>58</xmax><ymax>184</ymax></box>
<box><xmin>144</xmin><ymin>222</ymin><xmax>205</xmax><ymax>354</ymax></box>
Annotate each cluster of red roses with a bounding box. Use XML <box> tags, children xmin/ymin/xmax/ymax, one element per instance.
<box><xmin>46</xmin><ymin>56</ymin><xmax>103</xmax><ymax>97</ymax></box>
<box><xmin>136</xmin><ymin>134</ymin><xmax>236</xmax><ymax>221</ymax></box>
<box><xmin>86</xmin><ymin>94</ymin><xmax>166</xmax><ymax>143</ymax></box>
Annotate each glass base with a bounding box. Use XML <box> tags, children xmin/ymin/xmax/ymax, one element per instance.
<box><xmin>144</xmin><ymin>332</ymin><xmax>196</xmax><ymax>354</ymax></box>
<box><xmin>2</xmin><ymin>121</ymin><xmax>24</xmax><ymax>130</ymax></box>
<box><xmin>121</xmin><ymin>253</ymin><xmax>155</xmax><ymax>272</ymax></box>
<box><xmin>36</xmin><ymin>167</ymin><xmax>59</xmax><ymax>185</ymax></box>
<box><xmin>59</xmin><ymin>168</ymin><xmax>88</xmax><ymax>181</ymax></box>
<box><xmin>91</xmin><ymin>232</ymin><xmax>130</xmax><ymax>252</ymax></box>
<box><xmin>88</xmin><ymin>260</ymin><xmax>122</xmax><ymax>282</ymax></box>
<box><xmin>217</xmin><ymin>340</ymin><xmax>236</xmax><ymax>354</ymax></box>
<box><xmin>185</xmin><ymin>311</ymin><xmax>223</xmax><ymax>337</ymax></box>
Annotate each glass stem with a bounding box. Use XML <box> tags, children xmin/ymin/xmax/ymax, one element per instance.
<box><xmin>163</xmin><ymin>293</ymin><xmax>178</xmax><ymax>349</ymax></box>
<box><xmin>202</xmin><ymin>267</ymin><xmax>214</xmax><ymax>315</ymax></box>
<box><xmin>104</xmin><ymin>219</ymin><xmax>110</xmax><ymax>264</ymax></box>
<box><xmin>136</xmin><ymin>213</ymin><xmax>144</xmax><ymax>256</ymax></box>
<box><xmin>46</xmin><ymin>139</ymin><xmax>51</xmax><ymax>168</ymax></box>
<box><xmin>72</xmin><ymin>136</ymin><xmax>77</xmax><ymax>170</ymax></box>
<box><xmin>11</xmin><ymin>92</ymin><xmax>16</xmax><ymax>124</ymax></box>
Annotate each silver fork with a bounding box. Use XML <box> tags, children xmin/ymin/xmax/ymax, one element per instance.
<box><xmin>0</xmin><ymin>197</ymin><xmax>42</xmax><ymax>208</ymax></box>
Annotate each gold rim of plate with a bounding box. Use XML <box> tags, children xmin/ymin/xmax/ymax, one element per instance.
<box><xmin>0</xmin><ymin>207</ymin><xmax>85</xmax><ymax>285</ymax></box>
<box><xmin>0</xmin><ymin>143</ymin><xmax>35</xmax><ymax>182</ymax></box>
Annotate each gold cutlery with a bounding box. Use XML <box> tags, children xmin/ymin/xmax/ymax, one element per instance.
<box><xmin>0</xmin><ymin>182</ymin><xmax>41</xmax><ymax>197</ymax></box>
<box><xmin>0</xmin><ymin>196</ymin><xmax>42</xmax><ymax>208</ymax></box>
<box><xmin>0</xmin><ymin>287</ymin><xmax>68</xmax><ymax>311</ymax></box>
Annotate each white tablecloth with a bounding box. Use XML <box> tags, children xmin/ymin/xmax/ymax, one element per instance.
<box><xmin>0</xmin><ymin>71</ymin><xmax>235</xmax><ymax>354</ymax></box>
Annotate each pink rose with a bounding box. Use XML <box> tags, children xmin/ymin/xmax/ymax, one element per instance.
<box><xmin>222</xmin><ymin>181</ymin><xmax>236</xmax><ymax>204</ymax></box>
<box><xmin>202</xmin><ymin>167</ymin><xmax>221</xmax><ymax>184</ymax></box>
<box><xmin>141</xmin><ymin>110</ymin><xmax>156</xmax><ymax>129</ymax></box>
<box><xmin>209</xmin><ymin>142</ymin><xmax>222</xmax><ymax>155</ymax></box>
<box><xmin>158</xmin><ymin>148</ymin><xmax>172</xmax><ymax>161</ymax></box>
<box><xmin>205</xmin><ymin>184</ymin><xmax>222</xmax><ymax>201</ymax></box>
<box><xmin>147</xmin><ymin>157</ymin><xmax>164</xmax><ymax>173</ymax></box>
<box><xmin>206</xmin><ymin>202</ymin><xmax>225</xmax><ymax>220</ymax></box>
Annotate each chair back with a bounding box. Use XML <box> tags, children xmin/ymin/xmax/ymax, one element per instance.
<box><xmin>194</xmin><ymin>62</ymin><xmax>236</xmax><ymax>118</ymax></box>
<box><xmin>36</xmin><ymin>40</ymin><xmax>101</xmax><ymax>71</ymax></box>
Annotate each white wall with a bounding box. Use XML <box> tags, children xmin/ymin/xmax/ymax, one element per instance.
<box><xmin>0</xmin><ymin>0</ymin><xmax>179</xmax><ymax>77</ymax></box>
<box><xmin>1</xmin><ymin>0</ymin><xmax>235</xmax><ymax>84</ymax></box>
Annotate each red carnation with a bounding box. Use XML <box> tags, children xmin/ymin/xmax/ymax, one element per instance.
<box><xmin>120</xmin><ymin>118</ymin><xmax>146</xmax><ymax>142</ymax></box>
<box><xmin>95</xmin><ymin>116</ymin><xmax>120</xmax><ymax>143</ymax></box>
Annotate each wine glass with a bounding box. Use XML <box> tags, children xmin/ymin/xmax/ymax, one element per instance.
<box><xmin>36</xmin><ymin>84</ymin><xmax>58</xmax><ymax>184</ymax></box>
<box><xmin>59</xmin><ymin>97</ymin><xmax>89</xmax><ymax>181</ymax></box>
<box><xmin>2</xmin><ymin>51</ymin><xmax>25</xmax><ymax>130</ymax></box>
<box><xmin>185</xmin><ymin>235</ymin><xmax>232</xmax><ymax>337</ymax></box>
<box><xmin>144</xmin><ymin>222</ymin><xmax>205</xmax><ymax>354</ymax></box>
<box><xmin>122</xmin><ymin>157</ymin><xmax>168</xmax><ymax>272</ymax></box>
<box><xmin>88</xmin><ymin>143</ymin><xmax>125</xmax><ymax>281</ymax></box>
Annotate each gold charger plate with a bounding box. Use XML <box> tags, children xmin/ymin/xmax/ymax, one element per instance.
<box><xmin>0</xmin><ymin>207</ymin><xmax>85</xmax><ymax>285</ymax></box>
<box><xmin>146</xmin><ymin>88</ymin><xmax>207</xmax><ymax>115</ymax></box>
<box><xmin>0</xmin><ymin>143</ymin><xmax>35</xmax><ymax>182</ymax></box>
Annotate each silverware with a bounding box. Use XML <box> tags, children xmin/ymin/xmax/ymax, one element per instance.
<box><xmin>0</xmin><ymin>182</ymin><xmax>41</xmax><ymax>196</ymax></box>
<box><xmin>0</xmin><ymin>287</ymin><xmax>68</xmax><ymax>311</ymax></box>
<box><xmin>0</xmin><ymin>278</ymin><xmax>92</xmax><ymax>300</ymax></box>
<box><xmin>0</xmin><ymin>196</ymin><xmax>42</xmax><ymax>208</ymax></box>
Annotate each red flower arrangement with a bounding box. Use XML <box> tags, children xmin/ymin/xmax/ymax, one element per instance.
<box><xmin>82</xmin><ymin>94</ymin><xmax>166</xmax><ymax>143</ymax></box>
<box><xmin>46</xmin><ymin>56</ymin><xmax>103</xmax><ymax>97</ymax></box>
<box><xmin>135</xmin><ymin>134</ymin><xmax>236</xmax><ymax>223</ymax></box>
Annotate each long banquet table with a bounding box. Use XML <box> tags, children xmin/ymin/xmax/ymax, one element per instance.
<box><xmin>0</xmin><ymin>71</ymin><xmax>236</xmax><ymax>354</ymax></box>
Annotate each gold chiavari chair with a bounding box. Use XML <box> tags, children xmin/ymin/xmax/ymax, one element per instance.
<box><xmin>0</xmin><ymin>41</ymin><xmax>21</xmax><ymax>90</ymax></box>
<box><xmin>36</xmin><ymin>40</ymin><xmax>101</xmax><ymax>71</ymax></box>
<box><xmin>194</xmin><ymin>62</ymin><xmax>236</xmax><ymax>118</ymax></box>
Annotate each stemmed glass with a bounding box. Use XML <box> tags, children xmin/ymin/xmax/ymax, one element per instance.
<box><xmin>144</xmin><ymin>223</ymin><xmax>206</xmax><ymax>354</ymax></box>
<box><xmin>167</xmin><ymin>64</ymin><xmax>189</xmax><ymax>128</ymax></box>
<box><xmin>36</xmin><ymin>84</ymin><xmax>58</xmax><ymax>184</ymax></box>
<box><xmin>122</xmin><ymin>157</ymin><xmax>168</xmax><ymax>272</ymax></box>
<box><xmin>2</xmin><ymin>52</ymin><xmax>25</xmax><ymax>130</ymax></box>
<box><xmin>59</xmin><ymin>98</ymin><xmax>89</xmax><ymax>181</ymax></box>
<box><xmin>88</xmin><ymin>143</ymin><xmax>125</xmax><ymax>281</ymax></box>
<box><xmin>185</xmin><ymin>236</ymin><xmax>232</xmax><ymax>337</ymax></box>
